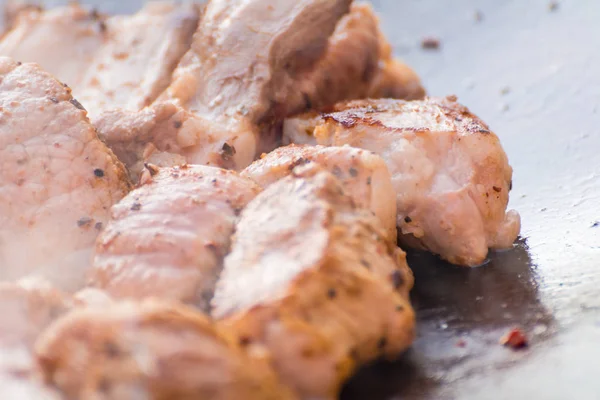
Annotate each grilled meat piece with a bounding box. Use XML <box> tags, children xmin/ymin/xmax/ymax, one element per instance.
<box><xmin>0</xmin><ymin>58</ymin><xmax>131</xmax><ymax>290</ymax></box>
<box><xmin>76</xmin><ymin>2</ymin><xmax>199</xmax><ymax>120</ymax></box>
<box><xmin>0</xmin><ymin>4</ymin><xmax>104</xmax><ymax>89</ymax></box>
<box><xmin>242</xmin><ymin>144</ymin><xmax>397</xmax><ymax>243</ymax></box>
<box><xmin>36</xmin><ymin>300</ymin><xmax>295</xmax><ymax>400</ymax></box>
<box><xmin>283</xmin><ymin>97</ymin><xmax>521</xmax><ymax>266</ymax></box>
<box><xmin>89</xmin><ymin>165</ymin><xmax>261</xmax><ymax>311</ymax></box>
<box><xmin>0</xmin><ymin>3</ymin><xmax>199</xmax><ymax>119</ymax></box>
<box><xmin>212</xmin><ymin>164</ymin><xmax>414</xmax><ymax>399</ymax></box>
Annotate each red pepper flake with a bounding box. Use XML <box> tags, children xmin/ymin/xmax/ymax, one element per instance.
<box><xmin>456</xmin><ymin>339</ymin><xmax>467</xmax><ymax>348</ymax></box>
<box><xmin>493</xmin><ymin>186</ymin><xmax>502</xmax><ymax>192</ymax></box>
<box><xmin>421</xmin><ymin>36</ymin><xmax>441</xmax><ymax>50</ymax></box>
<box><xmin>500</xmin><ymin>328</ymin><xmax>528</xmax><ymax>349</ymax></box>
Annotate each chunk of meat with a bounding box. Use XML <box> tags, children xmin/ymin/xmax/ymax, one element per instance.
<box><xmin>36</xmin><ymin>300</ymin><xmax>296</xmax><ymax>400</ymax></box>
<box><xmin>283</xmin><ymin>97</ymin><xmax>521</xmax><ymax>266</ymax></box>
<box><xmin>367</xmin><ymin>59</ymin><xmax>426</xmax><ymax>100</ymax></box>
<box><xmin>367</xmin><ymin>31</ymin><xmax>426</xmax><ymax>100</ymax></box>
<box><xmin>0</xmin><ymin>58</ymin><xmax>131</xmax><ymax>290</ymax></box>
<box><xmin>76</xmin><ymin>2</ymin><xmax>199</xmax><ymax>120</ymax></box>
<box><xmin>0</xmin><ymin>279</ymin><xmax>69</xmax><ymax>400</ymax></box>
<box><xmin>89</xmin><ymin>165</ymin><xmax>261</xmax><ymax>311</ymax></box>
<box><xmin>242</xmin><ymin>144</ymin><xmax>397</xmax><ymax>243</ymax></box>
<box><xmin>0</xmin><ymin>3</ymin><xmax>199</xmax><ymax>119</ymax></box>
<box><xmin>162</xmin><ymin>0</ymin><xmax>353</xmax><ymax>121</ymax></box>
<box><xmin>0</xmin><ymin>4</ymin><xmax>105</xmax><ymax>89</ymax></box>
<box><xmin>0</xmin><ymin>278</ymin><xmax>70</xmax><ymax>375</ymax></box>
<box><xmin>212</xmin><ymin>164</ymin><xmax>414</xmax><ymax>399</ymax></box>
<box><xmin>94</xmin><ymin>102</ymin><xmax>257</xmax><ymax>182</ymax></box>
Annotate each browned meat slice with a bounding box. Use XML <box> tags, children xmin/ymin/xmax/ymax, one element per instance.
<box><xmin>77</xmin><ymin>2</ymin><xmax>199</xmax><ymax>120</ymax></box>
<box><xmin>212</xmin><ymin>164</ymin><xmax>415</xmax><ymax>399</ymax></box>
<box><xmin>242</xmin><ymin>144</ymin><xmax>397</xmax><ymax>243</ymax></box>
<box><xmin>0</xmin><ymin>58</ymin><xmax>131</xmax><ymax>290</ymax></box>
<box><xmin>95</xmin><ymin>103</ymin><xmax>257</xmax><ymax>182</ymax></box>
<box><xmin>88</xmin><ymin>165</ymin><xmax>261</xmax><ymax>311</ymax></box>
<box><xmin>283</xmin><ymin>97</ymin><xmax>521</xmax><ymax>266</ymax></box>
<box><xmin>36</xmin><ymin>300</ymin><xmax>296</xmax><ymax>400</ymax></box>
<box><xmin>0</xmin><ymin>5</ymin><xmax>104</xmax><ymax>88</ymax></box>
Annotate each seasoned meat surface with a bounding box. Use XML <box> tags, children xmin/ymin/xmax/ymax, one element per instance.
<box><xmin>213</xmin><ymin>164</ymin><xmax>414</xmax><ymax>399</ymax></box>
<box><xmin>95</xmin><ymin>102</ymin><xmax>257</xmax><ymax>182</ymax></box>
<box><xmin>0</xmin><ymin>3</ymin><xmax>199</xmax><ymax>119</ymax></box>
<box><xmin>0</xmin><ymin>58</ymin><xmax>131</xmax><ymax>290</ymax></box>
<box><xmin>76</xmin><ymin>2</ymin><xmax>199</xmax><ymax>120</ymax></box>
<box><xmin>0</xmin><ymin>5</ymin><xmax>104</xmax><ymax>89</ymax></box>
<box><xmin>36</xmin><ymin>300</ymin><xmax>295</xmax><ymax>400</ymax></box>
<box><xmin>283</xmin><ymin>97</ymin><xmax>521</xmax><ymax>266</ymax></box>
<box><xmin>89</xmin><ymin>165</ymin><xmax>261</xmax><ymax>311</ymax></box>
<box><xmin>242</xmin><ymin>144</ymin><xmax>397</xmax><ymax>243</ymax></box>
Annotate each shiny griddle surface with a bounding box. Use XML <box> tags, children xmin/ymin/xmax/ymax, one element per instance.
<box><xmin>7</xmin><ymin>0</ymin><xmax>600</xmax><ymax>399</ymax></box>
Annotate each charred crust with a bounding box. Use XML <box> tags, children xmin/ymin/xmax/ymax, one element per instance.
<box><xmin>93</xmin><ymin>168</ymin><xmax>104</xmax><ymax>178</ymax></box>
<box><xmin>173</xmin><ymin>120</ymin><xmax>182</xmax><ymax>129</ymax></box>
<box><xmin>77</xmin><ymin>217</ymin><xmax>92</xmax><ymax>228</ymax></box>
<box><xmin>302</xmin><ymin>92</ymin><xmax>312</xmax><ymax>111</ymax></box>
<box><xmin>493</xmin><ymin>186</ymin><xmax>502</xmax><ymax>192</ymax></box>
<box><xmin>130</xmin><ymin>202</ymin><xmax>142</xmax><ymax>211</ymax></box>
<box><xmin>404</xmin><ymin>216</ymin><xmax>412</xmax><ymax>223</ymax></box>
<box><xmin>391</xmin><ymin>270</ymin><xmax>404</xmax><ymax>290</ymax></box>
<box><xmin>349</xmin><ymin>167</ymin><xmax>358</xmax><ymax>177</ymax></box>
<box><xmin>94</xmin><ymin>222</ymin><xmax>103</xmax><ymax>231</ymax></box>
<box><xmin>327</xmin><ymin>288</ymin><xmax>337</xmax><ymax>299</ymax></box>
<box><xmin>287</xmin><ymin>157</ymin><xmax>309</xmax><ymax>171</ymax></box>
<box><xmin>48</xmin><ymin>97</ymin><xmax>59</xmax><ymax>104</ymax></box>
<box><xmin>70</xmin><ymin>98</ymin><xmax>86</xmax><ymax>111</ymax></box>
<box><xmin>377</xmin><ymin>337</ymin><xmax>387</xmax><ymax>350</ymax></box>
<box><xmin>360</xmin><ymin>259</ymin><xmax>370</xmax><ymax>269</ymax></box>
<box><xmin>144</xmin><ymin>163</ymin><xmax>159</xmax><ymax>176</ymax></box>
<box><xmin>221</xmin><ymin>143</ymin><xmax>236</xmax><ymax>161</ymax></box>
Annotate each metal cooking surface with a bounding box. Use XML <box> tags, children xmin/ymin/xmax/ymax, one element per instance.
<box><xmin>4</xmin><ymin>0</ymin><xmax>600</xmax><ymax>399</ymax></box>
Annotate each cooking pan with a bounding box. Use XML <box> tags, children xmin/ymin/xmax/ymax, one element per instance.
<box><xmin>6</xmin><ymin>0</ymin><xmax>599</xmax><ymax>398</ymax></box>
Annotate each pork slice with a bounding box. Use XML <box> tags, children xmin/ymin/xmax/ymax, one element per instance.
<box><xmin>88</xmin><ymin>165</ymin><xmax>261</xmax><ymax>311</ymax></box>
<box><xmin>162</xmin><ymin>0</ymin><xmax>353</xmax><ymax>121</ymax></box>
<box><xmin>212</xmin><ymin>164</ymin><xmax>415</xmax><ymax>399</ymax></box>
<box><xmin>0</xmin><ymin>57</ymin><xmax>131</xmax><ymax>290</ymax></box>
<box><xmin>283</xmin><ymin>97</ymin><xmax>521</xmax><ymax>266</ymax></box>
<box><xmin>0</xmin><ymin>4</ymin><xmax>105</xmax><ymax>89</ymax></box>
<box><xmin>77</xmin><ymin>2</ymin><xmax>200</xmax><ymax>120</ymax></box>
<box><xmin>242</xmin><ymin>144</ymin><xmax>397</xmax><ymax>243</ymax></box>
<box><xmin>36</xmin><ymin>300</ymin><xmax>296</xmax><ymax>400</ymax></box>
